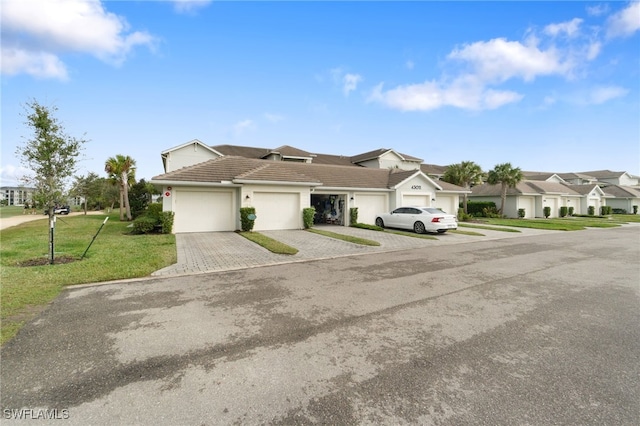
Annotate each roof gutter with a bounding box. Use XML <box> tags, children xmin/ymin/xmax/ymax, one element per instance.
<box><xmin>150</xmin><ymin>180</ymin><xmax>242</xmax><ymax>188</ymax></box>
<box><xmin>232</xmin><ymin>179</ymin><xmax>322</xmax><ymax>187</ymax></box>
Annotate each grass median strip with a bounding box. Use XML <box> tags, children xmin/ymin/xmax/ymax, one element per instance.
<box><xmin>307</xmin><ymin>228</ymin><xmax>381</xmax><ymax>246</ymax></box>
<box><xmin>237</xmin><ymin>231</ymin><xmax>299</xmax><ymax>254</ymax></box>
<box><xmin>458</xmin><ymin>223</ymin><xmax>521</xmax><ymax>233</ymax></box>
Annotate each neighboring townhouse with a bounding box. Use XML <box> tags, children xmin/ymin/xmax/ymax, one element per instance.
<box><xmin>577</xmin><ymin>170</ymin><xmax>639</xmax><ymax>186</ymax></box>
<box><xmin>468</xmin><ymin>181</ymin><xmax>609</xmax><ymax>218</ymax></box>
<box><xmin>602</xmin><ymin>185</ymin><xmax>640</xmax><ymax>214</ymax></box>
<box><xmin>151</xmin><ymin>140</ymin><xmax>469</xmax><ymax>233</ymax></box>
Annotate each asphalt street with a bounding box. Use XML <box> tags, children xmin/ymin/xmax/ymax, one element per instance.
<box><xmin>1</xmin><ymin>225</ymin><xmax>639</xmax><ymax>425</ymax></box>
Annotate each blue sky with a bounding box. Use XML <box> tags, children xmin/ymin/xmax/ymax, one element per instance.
<box><xmin>1</xmin><ymin>1</ymin><xmax>639</xmax><ymax>186</ymax></box>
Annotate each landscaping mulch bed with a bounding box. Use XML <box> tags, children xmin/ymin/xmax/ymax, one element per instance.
<box><xmin>17</xmin><ymin>256</ymin><xmax>79</xmax><ymax>267</ymax></box>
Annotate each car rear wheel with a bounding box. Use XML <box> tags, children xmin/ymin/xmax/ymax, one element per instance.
<box><xmin>413</xmin><ymin>221</ymin><xmax>425</xmax><ymax>234</ymax></box>
<box><xmin>375</xmin><ymin>217</ymin><xmax>385</xmax><ymax>228</ymax></box>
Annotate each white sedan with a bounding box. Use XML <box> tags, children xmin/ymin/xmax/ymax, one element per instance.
<box><xmin>375</xmin><ymin>207</ymin><xmax>457</xmax><ymax>234</ymax></box>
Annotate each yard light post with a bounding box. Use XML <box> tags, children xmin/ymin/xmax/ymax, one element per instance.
<box><xmin>49</xmin><ymin>215</ymin><xmax>56</xmax><ymax>265</ymax></box>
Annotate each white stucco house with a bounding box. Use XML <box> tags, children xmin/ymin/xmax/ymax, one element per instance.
<box><xmin>602</xmin><ymin>185</ymin><xmax>640</xmax><ymax>214</ymax></box>
<box><xmin>151</xmin><ymin>140</ymin><xmax>469</xmax><ymax>233</ymax></box>
<box><xmin>469</xmin><ymin>181</ymin><xmax>609</xmax><ymax>218</ymax></box>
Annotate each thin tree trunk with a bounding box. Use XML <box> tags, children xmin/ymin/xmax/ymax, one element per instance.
<box><xmin>119</xmin><ymin>186</ymin><xmax>125</xmax><ymax>221</ymax></box>
<box><xmin>122</xmin><ymin>171</ymin><xmax>132</xmax><ymax>221</ymax></box>
<box><xmin>500</xmin><ymin>183</ymin><xmax>508</xmax><ymax>216</ymax></box>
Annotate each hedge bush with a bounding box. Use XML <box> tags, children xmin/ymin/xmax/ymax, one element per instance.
<box><xmin>559</xmin><ymin>206</ymin><xmax>568</xmax><ymax>218</ymax></box>
<box><xmin>302</xmin><ymin>207</ymin><xmax>315</xmax><ymax>229</ymax></box>
<box><xmin>543</xmin><ymin>206</ymin><xmax>551</xmax><ymax>218</ymax></box>
<box><xmin>568</xmin><ymin>206</ymin><xmax>574</xmax><ymax>216</ymax></box>
<box><xmin>349</xmin><ymin>207</ymin><xmax>358</xmax><ymax>226</ymax></box>
<box><xmin>588</xmin><ymin>206</ymin><xmax>595</xmax><ymax>216</ymax></box>
<box><xmin>240</xmin><ymin>207</ymin><xmax>256</xmax><ymax>232</ymax></box>
<box><xmin>600</xmin><ymin>205</ymin><xmax>612</xmax><ymax>215</ymax></box>
<box><xmin>518</xmin><ymin>208</ymin><xmax>525</xmax><ymax>218</ymax></box>
<box><xmin>467</xmin><ymin>201</ymin><xmax>497</xmax><ymax>216</ymax></box>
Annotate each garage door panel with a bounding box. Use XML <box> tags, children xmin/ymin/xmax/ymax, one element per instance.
<box><xmin>435</xmin><ymin>196</ymin><xmax>456</xmax><ymax>214</ymax></box>
<box><xmin>253</xmin><ymin>192</ymin><xmax>300</xmax><ymax>231</ymax></box>
<box><xmin>402</xmin><ymin>195</ymin><xmax>430</xmax><ymax>207</ymax></box>
<box><xmin>355</xmin><ymin>194</ymin><xmax>387</xmax><ymax>225</ymax></box>
<box><xmin>174</xmin><ymin>190</ymin><xmax>235</xmax><ymax>233</ymax></box>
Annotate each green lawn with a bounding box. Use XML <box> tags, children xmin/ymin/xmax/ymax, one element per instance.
<box><xmin>475</xmin><ymin>216</ymin><xmax>624</xmax><ymax>231</ymax></box>
<box><xmin>307</xmin><ymin>228</ymin><xmax>381</xmax><ymax>246</ymax></box>
<box><xmin>1</xmin><ymin>212</ymin><xmax>176</xmax><ymax>345</ymax></box>
<box><xmin>0</xmin><ymin>206</ymin><xmax>30</xmax><ymax>219</ymax></box>
<box><xmin>238</xmin><ymin>231</ymin><xmax>299</xmax><ymax>254</ymax></box>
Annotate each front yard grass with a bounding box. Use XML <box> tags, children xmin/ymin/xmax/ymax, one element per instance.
<box><xmin>458</xmin><ymin>223</ymin><xmax>521</xmax><ymax>233</ymax></box>
<box><xmin>1</xmin><ymin>212</ymin><xmax>176</xmax><ymax>345</ymax></box>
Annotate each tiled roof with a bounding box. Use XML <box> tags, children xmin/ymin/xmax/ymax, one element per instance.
<box><xmin>211</xmin><ymin>145</ymin><xmax>271</xmax><ymax>159</ymax></box>
<box><xmin>561</xmin><ymin>184</ymin><xmax>601</xmax><ymax>195</ymax></box>
<box><xmin>601</xmin><ymin>185</ymin><xmax>640</xmax><ymax>198</ymax></box>
<box><xmin>153</xmin><ymin>156</ymin><xmax>395</xmax><ymax>189</ymax></box>
<box><xmin>577</xmin><ymin>170</ymin><xmax>627</xmax><ymax>178</ymax></box>
<box><xmin>471</xmin><ymin>180</ymin><xmax>588</xmax><ymax>196</ymax></box>
<box><xmin>350</xmin><ymin>148</ymin><xmax>423</xmax><ymax>164</ymax></box>
<box><xmin>268</xmin><ymin>145</ymin><xmax>314</xmax><ymax>158</ymax></box>
<box><xmin>437</xmin><ymin>181</ymin><xmax>470</xmax><ymax>192</ymax></box>
<box><xmin>420</xmin><ymin>164</ymin><xmax>448</xmax><ymax>176</ymax></box>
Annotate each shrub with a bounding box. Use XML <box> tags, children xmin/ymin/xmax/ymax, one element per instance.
<box><xmin>612</xmin><ymin>208</ymin><xmax>627</xmax><ymax>214</ymax></box>
<box><xmin>543</xmin><ymin>206</ymin><xmax>551</xmax><ymax>218</ymax></box>
<box><xmin>588</xmin><ymin>206</ymin><xmax>595</xmax><ymax>216</ymax></box>
<box><xmin>467</xmin><ymin>201</ymin><xmax>497</xmax><ymax>216</ymax></box>
<box><xmin>147</xmin><ymin>202</ymin><xmax>163</xmax><ymax>219</ymax></box>
<box><xmin>132</xmin><ymin>216</ymin><xmax>157</xmax><ymax>234</ymax></box>
<box><xmin>600</xmin><ymin>205</ymin><xmax>612</xmax><ymax>215</ymax></box>
<box><xmin>481</xmin><ymin>206</ymin><xmax>501</xmax><ymax>218</ymax></box>
<box><xmin>634</xmin><ymin>205</ymin><xmax>638</xmax><ymax>215</ymax></box>
<box><xmin>349</xmin><ymin>207</ymin><xmax>358</xmax><ymax>226</ymax></box>
<box><xmin>559</xmin><ymin>206</ymin><xmax>568</xmax><ymax>218</ymax></box>
<box><xmin>302</xmin><ymin>207</ymin><xmax>315</xmax><ymax>229</ymax></box>
<box><xmin>518</xmin><ymin>208</ymin><xmax>525</xmax><ymax>218</ymax></box>
<box><xmin>457</xmin><ymin>208</ymin><xmax>473</xmax><ymax>222</ymax></box>
<box><xmin>568</xmin><ymin>206</ymin><xmax>574</xmax><ymax>216</ymax></box>
<box><xmin>159</xmin><ymin>211</ymin><xmax>175</xmax><ymax>234</ymax></box>
<box><xmin>240</xmin><ymin>207</ymin><xmax>256</xmax><ymax>232</ymax></box>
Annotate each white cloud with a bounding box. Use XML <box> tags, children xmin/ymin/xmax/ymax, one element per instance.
<box><xmin>329</xmin><ymin>67</ymin><xmax>362</xmax><ymax>96</ymax></box>
<box><xmin>343</xmin><ymin>73</ymin><xmax>362</xmax><ymax>96</ymax></box>
<box><xmin>587</xmin><ymin>86</ymin><xmax>629</xmax><ymax>104</ymax></box>
<box><xmin>368</xmin><ymin>76</ymin><xmax>523</xmax><ymax>112</ymax></box>
<box><xmin>586</xmin><ymin>4</ymin><xmax>609</xmax><ymax>17</ymax></box>
<box><xmin>405</xmin><ymin>60</ymin><xmax>415</xmax><ymax>70</ymax></box>
<box><xmin>0</xmin><ymin>164</ymin><xmax>33</xmax><ymax>186</ymax></box>
<box><xmin>448</xmin><ymin>37</ymin><xmax>571</xmax><ymax>82</ymax></box>
<box><xmin>233</xmin><ymin>119</ymin><xmax>253</xmax><ymax>134</ymax></box>
<box><xmin>172</xmin><ymin>0</ymin><xmax>213</xmax><ymax>14</ymax></box>
<box><xmin>264</xmin><ymin>113</ymin><xmax>284</xmax><ymax>123</ymax></box>
<box><xmin>1</xmin><ymin>48</ymin><xmax>68</xmax><ymax>80</ymax></box>
<box><xmin>544</xmin><ymin>18</ymin><xmax>584</xmax><ymax>38</ymax></box>
<box><xmin>0</xmin><ymin>0</ymin><xmax>156</xmax><ymax>79</ymax></box>
<box><xmin>606</xmin><ymin>2</ymin><xmax>640</xmax><ymax>39</ymax></box>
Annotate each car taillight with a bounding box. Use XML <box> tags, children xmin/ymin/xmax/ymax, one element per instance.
<box><xmin>431</xmin><ymin>217</ymin><xmax>441</xmax><ymax>223</ymax></box>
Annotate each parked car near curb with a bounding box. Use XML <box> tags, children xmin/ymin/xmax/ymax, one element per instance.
<box><xmin>375</xmin><ymin>207</ymin><xmax>457</xmax><ymax>234</ymax></box>
<box><xmin>44</xmin><ymin>205</ymin><xmax>71</xmax><ymax>215</ymax></box>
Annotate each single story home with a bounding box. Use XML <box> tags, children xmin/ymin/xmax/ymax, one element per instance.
<box><xmin>151</xmin><ymin>140</ymin><xmax>469</xmax><ymax>233</ymax></box>
<box><xmin>602</xmin><ymin>185</ymin><xmax>640</xmax><ymax>214</ymax></box>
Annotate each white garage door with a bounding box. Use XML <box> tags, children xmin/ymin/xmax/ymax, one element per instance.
<box><xmin>434</xmin><ymin>195</ymin><xmax>456</xmax><ymax>215</ymax></box>
<box><xmin>402</xmin><ymin>194</ymin><xmax>431</xmax><ymax>207</ymax></box>
<box><xmin>174</xmin><ymin>189</ymin><xmax>235</xmax><ymax>233</ymax></box>
<box><xmin>253</xmin><ymin>192</ymin><xmax>300</xmax><ymax>231</ymax></box>
<box><xmin>354</xmin><ymin>193</ymin><xmax>388</xmax><ymax>225</ymax></box>
<box><xmin>518</xmin><ymin>196</ymin><xmax>535</xmax><ymax>218</ymax></box>
<box><xmin>546</xmin><ymin>197</ymin><xmax>559</xmax><ymax>218</ymax></box>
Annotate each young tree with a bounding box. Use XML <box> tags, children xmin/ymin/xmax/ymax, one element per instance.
<box><xmin>16</xmin><ymin>100</ymin><xmax>87</xmax><ymax>263</ymax></box>
<box><xmin>442</xmin><ymin>161</ymin><xmax>485</xmax><ymax>214</ymax></box>
<box><xmin>105</xmin><ymin>155</ymin><xmax>136</xmax><ymax>221</ymax></box>
<box><xmin>487</xmin><ymin>162</ymin><xmax>524</xmax><ymax>216</ymax></box>
<box><xmin>71</xmin><ymin>172</ymin><xmax>104</xmax><ymax>214</ymax></box>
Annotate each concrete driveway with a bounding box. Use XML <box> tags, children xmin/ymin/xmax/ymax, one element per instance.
<box><xmin>153</xmin><ymin>225</ymin><xmax>559</xmax><ymax>276</ymax></box>
<box><xmin>1</xmin><ymin>226</ymin><xmax>639</xmax><ymax>424</ymax></box>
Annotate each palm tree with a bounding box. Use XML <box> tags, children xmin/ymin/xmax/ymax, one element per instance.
<box><xmin>442</xmin><ymin>161</ymin><xmax>485</xmax><ymax>214</ymax></box>
<box><xmin>487</xmin><ymin>162</ymin><xmax>524</xmax><ymax>216</ymax></box>
<box><xmin>105</xmin><ymin>155</ymin><xmax>136</xmax><ymax>221</ymax></box>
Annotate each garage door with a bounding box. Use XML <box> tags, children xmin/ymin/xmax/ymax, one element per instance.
<box><xmin>354</xmin><ymin>193</ymin><xmax>388</xmax><ymax>225</ymax></box>
<box><xmin>518</xmin><ymin>196</ymin><xmax>535</xmax><ymax>218</ymax></box>
<box><xmin>546</xmin><ymin>197</ymin><xmax>559</xmax><ymax>218</ymax></box>
<box><xmin>253</xmin><ymin>192</ymin><xmax>300</xmax><ymax>230</ymax></box>
<box><xmin>402</xmin><ymin>194</ymin><xmax>431</xmax><ymax>207</ymax></box>
<box><xmin>174</xmin><ymin>190</ymin><xmax>235</xmax><ymax>233</ymax></box>
<box><xmin>434</xmin><ymin>195</ymin><xmax>456</xmax><ymax>214</ymax></box>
